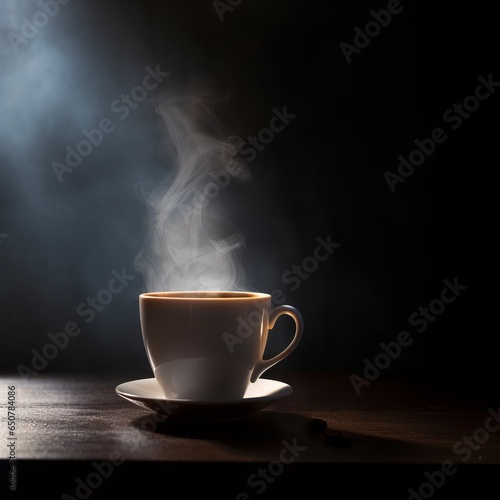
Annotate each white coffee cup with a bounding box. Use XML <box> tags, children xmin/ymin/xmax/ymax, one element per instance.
<box><xmin>139</xmin><ymin>291</ymin><xmax>304</xmax><ymax>400</ymax></box>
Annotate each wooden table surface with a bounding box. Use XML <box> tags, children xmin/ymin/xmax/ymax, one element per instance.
<box><xmin>1</xmin><ymin>372</ymin><xmax>499</xmax><ymax>499</ymax></box>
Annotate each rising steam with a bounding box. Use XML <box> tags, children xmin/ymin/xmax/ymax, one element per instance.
<box><xmin>135</xmin><ymin>95</ymin><xmax>251</xmax><ymax>292</ymax></box>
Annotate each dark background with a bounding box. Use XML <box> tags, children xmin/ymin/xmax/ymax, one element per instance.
<box><xmin>0</xmin><ymin>1</ymin><xmax>495</xmax><ymax>400</ymax></box>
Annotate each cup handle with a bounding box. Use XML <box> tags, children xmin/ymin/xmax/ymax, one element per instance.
<box><xmin>250</xmin><ymin>305</ymin><xmax>304</xmax><ymax>383</ymax></box>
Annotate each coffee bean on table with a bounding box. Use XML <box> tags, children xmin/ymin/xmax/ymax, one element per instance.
<box><xmin>307</xmin><ymin>418</ymin><xmax>328</xmax><ymax>432</ymax></box>
<box><xmin>324</xmin><ymin>429</ymin><xmax>352</xmax><ymax>447</ymax></box>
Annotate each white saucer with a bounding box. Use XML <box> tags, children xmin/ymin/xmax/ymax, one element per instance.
<box><xmin>115</xmin><ymin>378</ymin><xmax>292</xmax><ymax>422</ymax></box>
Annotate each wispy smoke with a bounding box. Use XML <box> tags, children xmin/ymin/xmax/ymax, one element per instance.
<box><xmin>135</xmin><ymin>95</ymin><xmax>250</xmax><ymax>292</ymax></box>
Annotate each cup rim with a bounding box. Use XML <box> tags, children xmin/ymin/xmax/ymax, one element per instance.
<box><xmin>139</xmin><ymin>291</ymin><xmax>271</xmax><ymax>300</ymax></box>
